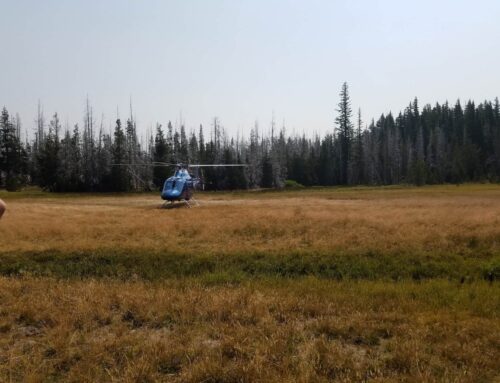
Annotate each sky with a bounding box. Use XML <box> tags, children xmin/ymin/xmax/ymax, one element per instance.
<box><xmin>1</xmin><ymin>0</ymin><xmax>499</xmax><ymax>139</ymax></box>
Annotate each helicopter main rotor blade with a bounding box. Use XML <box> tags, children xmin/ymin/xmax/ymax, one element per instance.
<box><xmin>111</xmin><ymin>163</ymin><xmax>247</xmax><ymax>168</ymax></box>
<box><xmin>188</xmin><ymin>164</ymin><xmax>247</xmax><ymax>167</ymax></box>
<box><xmin>111</xmin><ymin>162</ymin><xmax>177</xmax><ymax>167</ymax></box>
<box><xmin>152</xmin><ymin>162</ymin><xmax>179</xmax><ymax>166</ymax></box>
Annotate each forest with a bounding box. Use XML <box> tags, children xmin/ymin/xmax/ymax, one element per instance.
<box><xmin>1</xmin><ymin>83</ymin><xmax>499</xmax><ymax>192</ymax></box>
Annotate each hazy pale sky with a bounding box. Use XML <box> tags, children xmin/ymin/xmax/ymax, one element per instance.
<box><xmin>1</xmin><ymin>0</ymin><xmax>499</xmax><ymax>137</ymax></box>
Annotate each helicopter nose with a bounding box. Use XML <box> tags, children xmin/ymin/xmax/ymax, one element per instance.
<box><xmin>162</xmin><ymin>188</ymin><xmax>182</xmax><ymax>200</ymax></box>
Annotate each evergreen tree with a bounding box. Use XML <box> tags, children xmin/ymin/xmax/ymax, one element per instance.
<box><xmin>188</xmin><ymin>131</ymin><xmax>199</xmax><ymax>164</ymax></box>
<box><xmin>0</xmin><ymin>107</ymin><xmax>26</xmax><ymax>190</ymax></box>
<box><xmin>96</xmin><ymin>126</ymin><xmax>113</xmax><ymax>191</ymax></box>
<box><xmin>111</xmin><ymin>119</ymin><xmax>129</xmax><ymax>191</ymax></box>
<box><xmin>153</xmin><ymin>124</ymin><xmax>170</xmax><ymax>189</ymax></box>
<box><xmin>335</xmin><ymin>82</ymin><xmax>354</xmax><ymax>184</ymax></box>
<box><xmin>261</xmin><ymin>152</ymin><xmax>273</xmax><ymax>188</ymax></box>
<box><xmin>179</xmin><ymin>125</ymin><xmax>189</xmax><ymax>163</ymax></box>
<box><xmin>350</xmin><ymin>108</ymin><xmax>364</xmax><ymax>184</ymax></box>
<box><xmin>37</xmin><ymin>113</ymin><xmax>61</xmax><ymax>191</ymax></box>
<box><xmin>173</xmin><ymin>129</ymin><xmax>181</xmax><ymax>163</ymax></box>
<box><xmin>198</xmin><ymin>124</ymin><xmax>205</xmax><ymax>163</ymax></box>
<box><xmin>55</xmin><ymin>124</ymin><xmax>83</xmax><ymax>191</ymax></box>
<box><xmin>82</xmin><ymin>99</ymin><xmax>97</xmax><ymax>190</ymax></box>
<box><xmin>125</xmin><ymin>117</ymin><xmax>140</xmax><ymax>190</ymax></box>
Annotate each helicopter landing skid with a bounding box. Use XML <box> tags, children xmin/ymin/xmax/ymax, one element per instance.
<box><xmin>183</xmin><ymin>198</ymin><xmax>199</xmax><ymax>208</ymax></box>
<box><xmin>161</xmin><ymin>198</ymin><xmax>199</xmax><ymax>209</ymax></box>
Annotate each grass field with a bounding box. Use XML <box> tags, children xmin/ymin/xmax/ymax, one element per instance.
<box><xmin>0</xmin><ymin>185</ymin><xmax>499</xmax><ymax>382</ymax></box>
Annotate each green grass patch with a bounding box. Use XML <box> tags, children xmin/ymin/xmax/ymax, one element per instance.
<box><xmin>0</xmin><ymin>249</ymin><xmax>497</xmax><ymax>282</ymax></box>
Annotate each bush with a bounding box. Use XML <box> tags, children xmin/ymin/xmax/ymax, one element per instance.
<box><xmin>284</xmin><ymin>179</ymin><xmax>305</xmax><ymax>189</ymax></box>
<box><xmin>482</xmin><ymin>258</ymin><xmax>500</xmax><ymax>281</ymax></box>
<box><xmin>6</xmin><ymin>175</ymin><xmax>23</xmax><ymax>192</ymax></box>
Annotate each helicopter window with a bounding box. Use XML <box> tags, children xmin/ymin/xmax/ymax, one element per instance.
<box><xmin>174</xmin><ymin>179</ymin><xmax>185</xmax><ymax>191</ymax></box>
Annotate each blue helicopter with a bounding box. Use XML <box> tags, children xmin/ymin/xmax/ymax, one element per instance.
<box><xmin>161</xmin><ymin>166</ymin><xmax>197</xmax><ymax>202</ymax></box>
<box><xmin>113</xmin><ymin>162</ymin><xmax>246</xmax><ymax>207</ymax></box>
<box><xmin>160</xmin><ymin>163</ymin><xmax>246</xmax><ymax>207</ymax></box>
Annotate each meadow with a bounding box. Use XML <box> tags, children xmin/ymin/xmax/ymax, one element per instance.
<box><xmin>0</xmin><ymin>185</ymin><xmax>499</xmax><ymax>382</ymax></box>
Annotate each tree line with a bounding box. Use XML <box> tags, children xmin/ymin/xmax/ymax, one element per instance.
<box><xmin>1</xmin><ymin>83</ymin><xmax>499</xmax><ymax>192</ymax></box>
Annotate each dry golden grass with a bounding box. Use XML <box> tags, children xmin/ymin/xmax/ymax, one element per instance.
<box><xmin>0</xmin><ymin>277</ymin><xmax>498</xmax><ymax>382</ymax></box>
<box><xmin>1</xmin><ymin>184</ymin><xmax>500</xmax><ymax>256</ymax></box>
<box><xmin>0</xmin><ymin>185</ymin><xmax>499</xmax><ymax>381</ymax></box>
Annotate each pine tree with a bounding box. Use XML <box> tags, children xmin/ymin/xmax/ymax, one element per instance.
<box><xmin>0</xmin><ymin>107</ymin><xmax>26</xmax><ymax>190</ymax></box>
<box><xmin>188</xmin><ymin>131</ymin><xmax>199</xmax><ymax>163</ymax></box>
<box><xmin>179</xmin><ymin>125</ymin><xmax>189</xmax><ymax>163</ymax></box>
<box><xmin>261</xmin><ymin>152</ymin><xmax>273</xmax><ymax>188</ymax></box>
<box><xmin>198</xmin><ymin>124</ymin><xmax>205</xmax><ymax>163</ymax></box>
<box><xmin>319</xmin><ymin>134</ymin><xmax>335</xmax><ymax>185</ymax></box>
<box><xmin>111</xmin><ymin>119</ymin><xmax>129</xmax><ymax>191</ymax></box>
<box><xmin>349</xmin><ymin>108</ymin><xmax>364</xmax><ymax>184</ymax></box>
<box><xmin>58</xmin><ymin>128</ymin><xmax>73</xmax><ymax>191</ymax></box>
<box><xmin>96</xmin><ymin>123</ymin><xmax>113</xmax><ymax>191</ymax></box>
<box><xmin>247</xmin><ymin>122</ymin><xmax>262</xmax><ymax>188</ymax></box>
<box><xmin>153</xmin><ymin>124</ymin><xmax>170</xmax><ymax>189</ymax></box>
<box><xmin>173</xmin><ymin>129</ymin><xmax>180</xmax><ymax>163</ymax></box>
<box><xmin>125</xmin><ymin>117</ymin><xmax>140</xmax><ymax>190</ymax></box>
<box><xmin>166</xmin><ymin>121</ymin><xmax>174</xmax><ymax>163</ymax></box>
<box><xmin>335</xmin><ymin>82</ymin><xmax>354</xmax><ymax>184</ymax></box>
<box><xmin>37</xmin><ymin>113</ymin><xmax>61</xmax><ymax>191</ymax></box>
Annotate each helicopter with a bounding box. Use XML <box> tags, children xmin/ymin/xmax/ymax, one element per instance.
<box><xmin>113</xmin><ymin>162</ymin><xmax>246</xmax><ymax>207</ymax></box>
